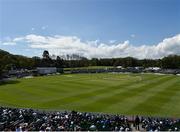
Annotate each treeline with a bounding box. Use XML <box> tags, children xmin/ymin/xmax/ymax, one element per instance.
<box><xmin>0</xmin><ymin>50</ymin><xmax>34</xmax><ymax>77</ymax></box>
<box><xmin>64</xmin><ymin>56</ymin><xmax>180</xmax><ymax>69</ymax></box>
<box><xmin>1</xmin><ymin>49</ymin><xmax>180</xmax><ymax>75</ymax></box>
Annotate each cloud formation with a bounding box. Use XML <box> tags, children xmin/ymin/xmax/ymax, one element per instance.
<box><xmin>41</xmin><ymin>25</ymin><xmax>48</xmax><ymax>30</ymax></box>
<box><xmin>3</xmin><ymin>34</ymin><xmax>180</xmax><ymax>59</ymax></box>
<box><xmin>31</xmin><ymin>28</ymin><xmax>35</xmax><ymax>31</ymax></box>
<box><xmin>2</xmin><ymin>42</ymin><xmax>16</xmax><ymax>46</ymax></box>
<box><xmin>130</xmin><ymin>34</ymin><xmax>135</xmax><ymax>38</ymax></box>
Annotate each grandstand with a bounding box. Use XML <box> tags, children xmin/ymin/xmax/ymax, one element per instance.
<box><xmin>0</xmin><ymin>107</ymin><xmax>179</xmax><ymax>131</ymax></box>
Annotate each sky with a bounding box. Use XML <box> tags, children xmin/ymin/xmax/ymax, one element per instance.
<box><xmin>0</xmin><ymin>0</ymin><xmax>180</xmax><ymax>59</ymax></box>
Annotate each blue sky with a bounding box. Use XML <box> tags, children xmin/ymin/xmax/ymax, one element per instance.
<box><xmin>0</xmin><ymin>0</ymin><xmax>180</xmax><ymax>58</ymax></box>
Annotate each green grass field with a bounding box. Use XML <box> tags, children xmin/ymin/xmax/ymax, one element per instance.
<box><xmin>0</xmin><ymin>73</ymin><xmax>180</xmax><ymax>117</ymax></box>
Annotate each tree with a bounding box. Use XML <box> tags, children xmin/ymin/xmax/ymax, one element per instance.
<box><xmin>91</xmin><ymin>58</ymin><xmax>99</xmax><ymax>66</ymax></box>
<box><xmin>42</xmin><ymin>50</ymin><xmax>50</xmax><ymax>59</ymax></box>
<box><xmin>56</xmin><ymin>56</ymin><xmax>63</xmax><ymax>68</ymax></box>
<box><xmin>162</xmin><ymin>55</ymin><xmax>180</xmax><ymax>69</ymax></box>
<box><xmin>0</xmin><ymin>68</ymin><xmax>3</xmax><ymax>79</ymax></box>
<box><xmin>32</xmin><ymin>56</ymin><xmax>41</xmax><ymax>67</ymax></box>
<box><xmin>41</xmin><ymin>50</ymin><xmax>55</xmax><ymax>67</ymax></box>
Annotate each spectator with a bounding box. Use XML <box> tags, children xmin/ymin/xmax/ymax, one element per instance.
<box><xmin>0</xmin><ymin>107</ymin><xmax>179</xmax><ymax>131</ymax></box>
<box><xmin>135</xmin><ymin>115</ymin><xmax>140</xmax><ymax>130</ymax></box>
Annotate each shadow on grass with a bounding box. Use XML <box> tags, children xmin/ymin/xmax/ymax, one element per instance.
<box><xmin>0</xmin><ymin>80</ymin><xmax>20</xmax><ymax>85</ymax></box>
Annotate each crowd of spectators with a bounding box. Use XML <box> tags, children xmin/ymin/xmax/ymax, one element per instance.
<box><xmin>141</xmin><ymin>116</ymin><xmax>180</xmax><ymax>131</ymax></box>
<box><xmin>0</xmin><ymin>107</ymin><xmax>179</xmax><ymax>131</ymax></box>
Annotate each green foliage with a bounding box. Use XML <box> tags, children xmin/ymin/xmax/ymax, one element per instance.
<box><xmin>0</xmin><ymin>49</ymin><xmax>180</xmax><ymax>78</ymax></box>
<box><xmin>0</xmin><ymin>49</ymin><xmax>34</xmax><ymax>73</ymax></box>
<box><xmin>42</xmin><ymin>50</ymin><xmax>50</xmax><ymax>59</ymax></box>
<box><xmin>161</xmin><ymin>55</ymin><xmax>180</xmax><ymax>69</ymax></box>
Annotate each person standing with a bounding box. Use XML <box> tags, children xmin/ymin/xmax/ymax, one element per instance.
<box><xmin>135</xmin><ymin>115</ymin><xmax>140</xmax><ymax>130</ymax></box>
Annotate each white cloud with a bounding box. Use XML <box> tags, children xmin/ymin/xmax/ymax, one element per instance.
<box><xmin>3</xmin><ymin>34</ymin><xmax>180</xmax><ymax>59</ymax></box>
<box><xmin>31</xmin><ymin>28</ymin><xmax>35</xmax><ymax>31</ymax></box>
<box><xmin>13</xmin><ymin>37</ymin><xmax>24</xmax><ymax>42</ymax></box>
<box><xmin>109</xmin><ymin>40</ymin><xmax>116</xmax><ymax>44</ymax></box>
<box><xmin>131</xmin><ymin>34</ymin><xmax>135</xmax><ymax>38</ymax></box>
<box><xmin>41</xmin><ymin>25</ymin><xmax>48</xmax><ymax>30</ymax></box>
<box><xmin>2</xmin><ymin>42</ymin><xmax>16</xmax><ymax>46</ymax></box>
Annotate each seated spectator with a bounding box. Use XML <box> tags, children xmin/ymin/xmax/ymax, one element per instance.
<box><xmin>0</xmin><ymin>107</ymin><xmax>179</xmax><ymax>131</ymax></box>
